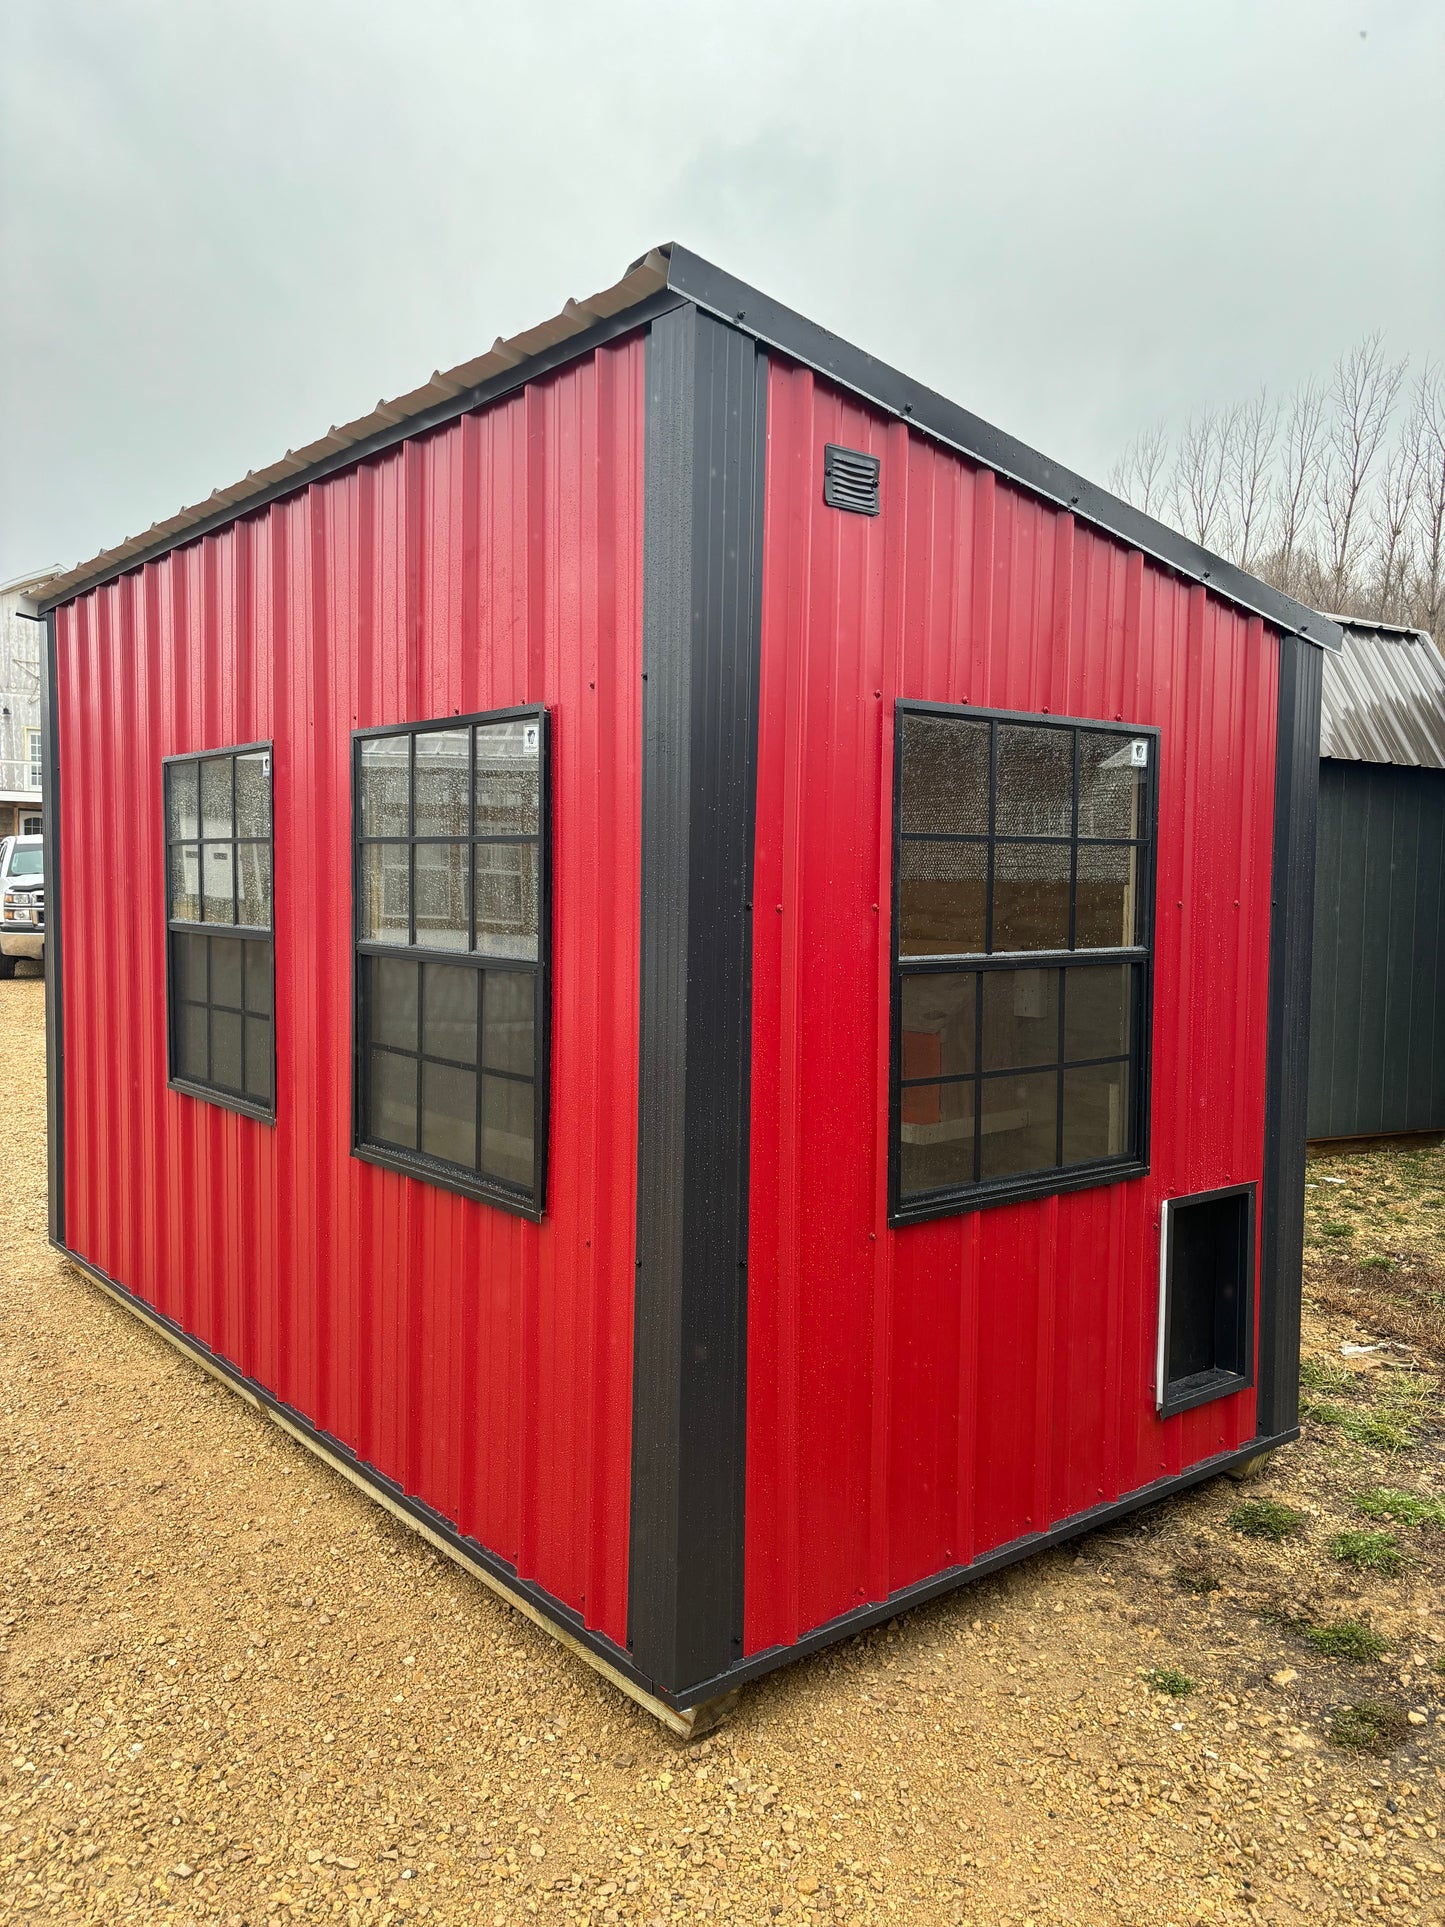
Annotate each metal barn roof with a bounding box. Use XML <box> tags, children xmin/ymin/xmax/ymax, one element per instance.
<box><xmin>1319</xmin><ymin>616</ymin><xmax>1445</xmax><ymax>769</ymax></box>
<box><xmin>34</xmin><ymin>245</ymin><xmax>1340</xmax><ymax>651</ymax></box>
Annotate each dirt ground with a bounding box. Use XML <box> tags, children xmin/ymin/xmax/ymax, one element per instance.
<box><xmin>2</xmin><ymin>966</ymin><xmax>1442</xmax><ymax>1927</ymax></box>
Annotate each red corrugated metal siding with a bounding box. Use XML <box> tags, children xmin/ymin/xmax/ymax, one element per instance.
<box><xmin>55</xmin><ymin>337</ymin><xmax>645</xmax><ymax>1644</ymax></box>
<box><xmin>744</xmin><ymin>361</ymin><xmax>1278</xmax><ymax>1654</ymax></box>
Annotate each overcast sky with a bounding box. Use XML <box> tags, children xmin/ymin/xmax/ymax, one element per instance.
<box><xmin>2</xmin><ymin>0</ymin><xmax>1442</xmax><ymax>586</ymax></box>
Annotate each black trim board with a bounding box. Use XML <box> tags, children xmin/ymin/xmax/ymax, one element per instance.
<box><xmin>58</xmin><ymin>1238</ymin><xmax>1296</xmax><ymax>1719</ymax></box>
<box><xmin>1257</xmin><ymin>635</ymin><xmax>1323</xmax><ymax>1438</ymax></box>
<box><xmin>41</xmin><ymin>610</ymin><xmax>64</xmax><ymax>1247</ymax></box>
<box><xmin>629</xmin><ymin>305</ymin><xmax>766</xmax><ymax>1697</ymax></box>
<box><xmin>663</xmin><ymin>246</ymin><xmax>1340</xmax><ymax>654</ymax></box>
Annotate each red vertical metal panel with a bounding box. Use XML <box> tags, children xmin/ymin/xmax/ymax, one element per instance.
<box><xmin>745</xmin><ymin>360</ymin><xmax>1278</xmax><ymax>1655</ymax></box>
<box><xmin>55</xmin><ymin>336</ymin><xmax>645</xmax><ymax>1646</ymax></box>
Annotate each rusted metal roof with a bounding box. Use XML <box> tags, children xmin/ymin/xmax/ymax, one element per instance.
<box><xmin>1319</xmin><ymin>616</ymin><xmax>1445</xmax><ymax>769</ymax></box>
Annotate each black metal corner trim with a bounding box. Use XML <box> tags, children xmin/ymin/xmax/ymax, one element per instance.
<box><xmin>1257</xmin><ymin>636</ymin><xmax>1323</xmax><ymax>1438</ymax></box>
<box><xmin>669</xmin><ymin>1424</ymin><xmax>1300</xmax><ymax>1711</ymax></box>
<box><xmin>663</xmin><ymin>246</ymin><xmax>1341</xmax><ymax>654</ymax></box>
<box><xmin>42</xmin><ymin>611</ymin><xmax>64</xmax><ymax>1247</ymax></box>
<box><xmin>629</xmin><ymin>304</ymin><xmax>767</xmax><ymax>1697</ymax></box>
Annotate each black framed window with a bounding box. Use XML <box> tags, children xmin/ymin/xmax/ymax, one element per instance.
<box><xmin>1156</xmin><ymin>1184</ymin><xmax>1255</xmax><ymax>1416</ymax></box>
<box><xmin>164</xmin><ymin>743</ymin><xmax>275</xmax><ymax>1120</ymax></box>
<box><xmin>352</xmin><ymin>708</ymin><xmax>549</xmax><ymax>1217</ymax></box>
<box><xmin>890</xmin><ymin>704</ymin><xmax>1157</xmax><ymax>1222</ymax></box>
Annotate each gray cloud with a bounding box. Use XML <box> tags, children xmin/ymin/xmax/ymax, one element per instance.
<box><xmin>3</xmin><ymin>0</ymin><xmax>1441</xmax><ymax>583</ymax></box>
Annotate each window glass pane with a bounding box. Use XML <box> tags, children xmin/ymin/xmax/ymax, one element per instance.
<box><xmin>979</xmin><ymin>1070</ymin><xmax>1058</xmax><ymax>1181</ymax></box>
<box><xmin>992</xmin><ymin>842</ymin><xmax>1069</xmax><ymax>950</ymax></box>
<box><xmin>899</xmin><ymin>1079</ymin><xmax>975</xmax><ymax>1198</ymax></box>
<box><xmin>1064</xmin><ymin>963</ymin><xmax>1131</xmax><ymax>1062</ymax></box>
<box><xmin>1078</xmin><ymin>732</ymin><xmax>1145</xmax><ymax>839</ymax></box>
<box><xmin>1063</xmin><ymin>1061</ymin><xmax>1130</xmax><ymax>1164</ymax></box>
<box><xmin>995</xmin><ymin>724</ymin><xmax>1072</xmax><ymax>836</ymax></box>
<box><xmin>368</xmin><ymin>955</ymin><xmax>419</xmax><ymax>1053</ymax></box>
<box><xmin>474</xmin><ymin>840</ymin><xmax>539</xmax><ymax>958</ymax></box>
<box><xmin>414</xmin><ymin>729</ymin><xmax>470</xmax><ymax>838</ymax></box>
<box><xmin>202</xmin><ymin>842</ymin><xmax>235</xmax><ymax>923</ymax></box>
<box><xmin>415</xmin><ymin>840</ymin><xmax>470</xmax><ymax>950</ymax></box>
<box><xmin>237</xmin><ymin>842</ymin><xmax>272</xmax><ymax>929</ymax></box>
<box><xmin>482</xmin><ymin>1075</ymin><xmax>534</xmax><ymax>1190</ymax></box>
<box><xmin>210</xmin><ymin>936</ymin><xmax>243</xmax><ymax>1009</ymax></box>
<box><xmin>244</xmin><ymin>1017</ymin><xmax>273</xmax><ymax>1106</ymax></box>
<box><xmin>981</xmin><ymin>967</ymin><xmax>1059</xmax><ymax>1070</ymax></box>
<box><xmin>177</xmin><ymin>1002</ymin><xmax>208</xmax><ymax>1083</ymax></box>
<box><xmin>244</xmin><ymin>940</ymin><xmax>273</xmax><ymax>1017</ymax></box>
<box><xmin>360</xmin><ymin>736</ymin><xmax>410</xmax><ymax>837</ymax></box>
<box><xmin>168</xmin><ymin>843</ymin><xmax>201</xmax><ymax>922</ymax></box>
<box><xmin>200</xmin><ymin>756</ymin><xmax>233</xmax><ymax>838</ymax></box>
<box><xmin>210</xmin><ymin>1008</ymin><xmax>243</xmax><ymax>1091</ymax></box>
<box><xmin>360</xmin><ymin>842</ymin><xmax>410</xmax><ymax>943</ymax></box>
<box><xmin>899</xmin><ymin>839</ymin><xmax>986</xmax><ymax>956</ymax></box>
<box><xmin>235</xmin><ymin>752</ymin><xmax>271</xmax><ymax>838</ymax></box>
<box><xmin>475</xmin><ymin>720</ymin><xmax>540</xmax><ymax>834</ymax></box>
<box><xmin>421</xmin><ymin>1061</ymin><xmax>477</xmax><ymax>1167</ymax></box>
<box><xmin>171</xmin><ymin>929</ymin><xmax>207</xmax><ymax>1002</ymax></box>
<box><xmin>900</xmin><ymin>973</ymin><xmax>976</xmax><ymax>1079</ymax></box>
<box><xmin>482</xmin><ymin>969</ymin><xmax>535</xmax><ymax>1074</ymax></box>
<box><xmin>1075</xmin><ymin>843</ymin><xmax>1138</xmax><ymax>948</ymax></box>
<box><xmin>369</xmin><ymin>1049</ymin><xmax>418</xmax><ymax>1149</ymax></box>
<box><xmin>423</xmin><ymin>962</ymin><xmax>478</xmax><ymax>1064</ymax></box>
<box><xmin>166</xmin><ymin>762</ymin><xmax>199</xmax><ymax>841</ymax></box>
<box><xmin>900</xmin><ymin>714</ymin><xmax>989</xmax><ymax>836</ymax></box>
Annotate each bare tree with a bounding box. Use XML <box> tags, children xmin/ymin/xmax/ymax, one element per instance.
<box><xmin>1170</xmin><ymin>407</ymin><xmax>1231</xmax><ymax>549</ymax></box>
<box><xmin>1108</xmin><ymin>422</ymin><xmax>1170</xmax><ymax>518</ymax></box>
<box><xmin>1269</xmin><ymin>377</ymin><xmax>1326</xmax><ymax>601</ymax></box>
<box><xmin>1409</xmin><ymin>365</ymin><xmax>1445</xmax><ymax>639</ymax></box>
<box><xmin>1223</xmin><ymin>388</ymin><xmax>1279</xmax><ymax>573</ymax></box>
<box><xmin>1320</xmin><ymin>333</ymin><xmax>1406</xmax><ymax>608</ymax></box>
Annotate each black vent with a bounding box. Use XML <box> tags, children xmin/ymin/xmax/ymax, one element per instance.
<box><xmin>823</xmin><ymin>443</ymin><xmax>880</xmax><ymax>516</ymax></box>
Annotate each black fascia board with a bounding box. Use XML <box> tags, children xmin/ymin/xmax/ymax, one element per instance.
<box><xmin>663</xmin><ymin>245</ymin><xmax>1342</xmax><ymax>655</ymax></box>
<box><xmin>35</xmin><ymin>289</ymin><xmax>687</xmax><ymax>615</ymax></box>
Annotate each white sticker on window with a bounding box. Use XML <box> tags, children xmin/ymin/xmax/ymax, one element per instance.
<box><xmin>1130</xmin><ymin>739</ymin><xmax>1149</xmax><ymax>767</ymax></box>
<box><xmin>523</xmin><ymin>723</ymin><xmax>540</xmax><ymax>755</ymax></box>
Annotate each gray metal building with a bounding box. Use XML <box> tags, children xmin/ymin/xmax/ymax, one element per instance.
<box><xmin>1308</xmin><ymin>617</ymin><xmax>1445</xmax><ymax>1143</ymax></box>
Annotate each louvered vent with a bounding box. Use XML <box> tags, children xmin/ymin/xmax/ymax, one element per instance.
<box><xmin>823</xmin><ymin>443</ymin><xmax>881</xmax><ymax>516</ymax></box>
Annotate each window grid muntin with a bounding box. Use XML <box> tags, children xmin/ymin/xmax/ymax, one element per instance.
<box><xmin>892</xmin><ymin>705</ymin><xmax>1156</xmax><ymax>1219</ymax></box>
<box><xmin>162</xmin><ymin>741</ymin><xmax>275</xmax><ymax>1121</ymax></box>
<box><xmin>352</xmin><ymin>709</ymin><xmax>547</xmax><ymax>1215</ymax></box>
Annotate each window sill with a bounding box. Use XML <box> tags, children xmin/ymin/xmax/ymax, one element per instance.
<box><xmin>167</xmin><ymin>1076</ymin><xmax>276</xmax><ymax>1125</ymax></box>
<box><xmin>351</xmin><ymin>1139</ymin><xmax>543</xmax><ymax>1222</ymax></box>
<box><xmin>890</xmin><ymin>1155</ymin><xmax>1147</xmax><ymax>1227</ymax></box>
<box><xmin>1158</xmin><ymin>1366</ymin><xmax>1253</xmax><ymax>1420</ymax></box>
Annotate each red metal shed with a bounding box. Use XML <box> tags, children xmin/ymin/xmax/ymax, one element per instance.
<box><xmin>33</xmin><ymin>245</ymin><xmax>1336</xmax><ymax>1733</ymax></box>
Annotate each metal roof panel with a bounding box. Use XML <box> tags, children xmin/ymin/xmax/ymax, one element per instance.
<box><xmin>1319</xmin><ymin>617</ymin><xmax>1445</xmax><ymax>768</ymax></box>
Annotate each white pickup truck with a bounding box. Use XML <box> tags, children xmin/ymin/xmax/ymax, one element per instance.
<box><xmin>0</xmin><ymin>834</ymin><xmax>45</xmax><ymax>977</ymax></box>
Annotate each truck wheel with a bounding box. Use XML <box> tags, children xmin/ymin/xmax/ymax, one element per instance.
<box><xmin>0</xmin><ymin>955</ymin><xmax>15</xmax><ymax>980</ymax></box>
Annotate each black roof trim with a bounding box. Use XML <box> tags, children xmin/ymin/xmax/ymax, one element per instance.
<box><xmin>664</xmin><ymin>245</ymin><xmax>1341</xmax><ymax>653</ymax></box>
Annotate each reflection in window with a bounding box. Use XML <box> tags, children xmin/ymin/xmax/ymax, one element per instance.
<box><xmin>353</xmin><ymin>711</ymin><xmax>548</xmax><ymax>1213</ymax></box>
<box><xmin>164</xmin><ymin>743</ymin><xmax>275</xmax><ymax>1115</ymax></box>
<box><xmin>893</xmin><ymin>707</ymin><xmax>1154</xmax><ymax>1216</ymax></box>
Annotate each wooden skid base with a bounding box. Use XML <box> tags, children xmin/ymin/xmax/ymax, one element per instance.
<box><xmin>62</xmin><ymin>1255</ymin><xmax>733</xmax><ymax>1742</ymax></box>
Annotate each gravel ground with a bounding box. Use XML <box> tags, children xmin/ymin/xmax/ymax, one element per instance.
<box><xmin>3</xmin><ymin>967</ymin><xmax>1443</xmax><ymax>1926</ymax></box>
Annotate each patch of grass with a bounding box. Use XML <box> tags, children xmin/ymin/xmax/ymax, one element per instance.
<box><xmin>1301</xmin><ymin>1390</ymin><xmax>1424</xmax><ymax>1454</ymax></box>
<box><xmin>1327</xmin><ymin>1700</ymin><xmax>1409</xmax><ymax>1755</ymax></box>
<box><xmin>1228</xmin><ymin>1498</ymin><xmax>1307</xmax><ymax>1543</ymax></box>
<box><xmin>1301</xmin><ymin>1619</ymin><xmax>1390</xmax><ymax>1662</ymax></box>
<box><xmin>1328</xmin><ymin>1529</ymin><xmax>1403</xmax><ymax>1575</ymax></box>
<box><xmin>1300</xmin><ymin>1356</ymin><xmax>1353</xmax><ymax>1395</ymax></box>
<box><xmin>1321</xmin><ymin>1221</ymin><xmax>1353</xmax><ymax>1239</ymax></box>
<box><xmin>1355</xmin><ymin>1487</ymin><xmax>1445</xmax><ymax>1529</ymax></box>
<box><xmin>1173</xmin><ymin>1566</ymin><xmax>1220</xmax><ymax>1595</ymax></box>
<box><xmin>1145</xmin><ymin>1666</ymin><xmax>1196</xmax><ymax>1697</ymax></box>
<box><xmin>1358</xmin><ymin>1255</ymin><xmax>1395</xmax><ymax>1271</ymax></box>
